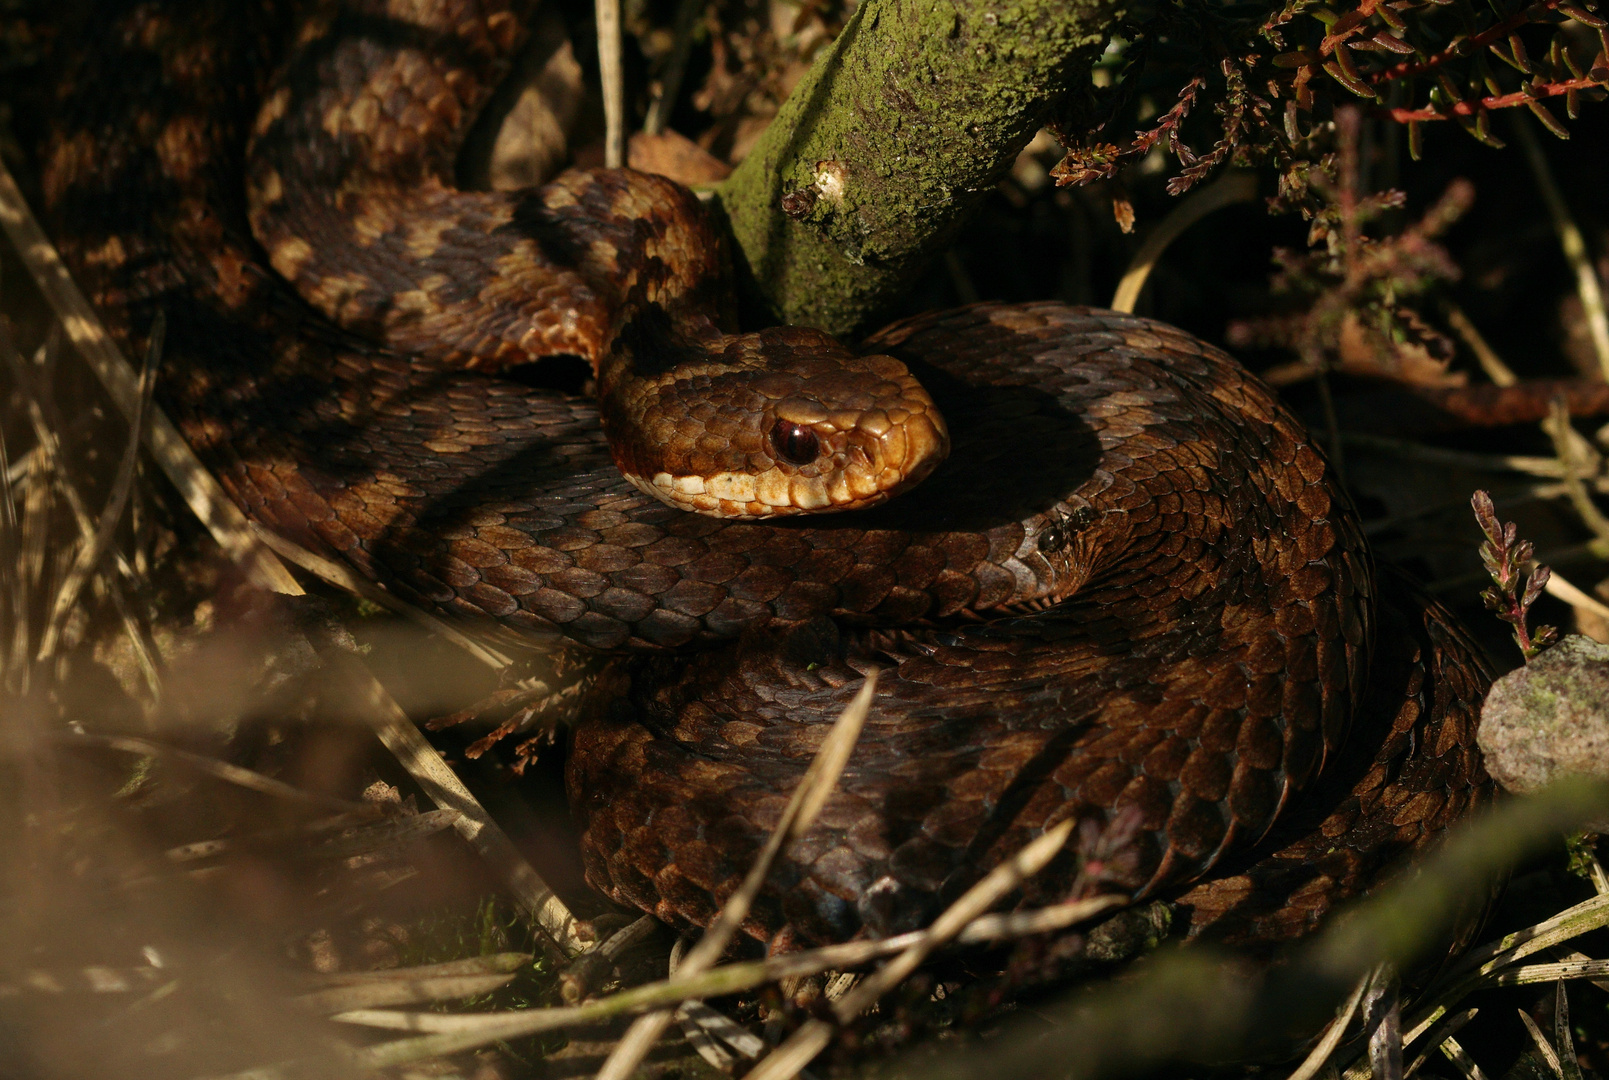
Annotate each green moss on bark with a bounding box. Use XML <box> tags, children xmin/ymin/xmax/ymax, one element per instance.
<box><xmin>713</xmin><ymin>0</ymin><xmax>1122</xmax><ymax>336</ymax></box>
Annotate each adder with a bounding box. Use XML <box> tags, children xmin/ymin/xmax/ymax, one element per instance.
<box><xmin>31</xmin><ymin>0</ymin><xmax>1493</xmax><ymax>953</ymax></box>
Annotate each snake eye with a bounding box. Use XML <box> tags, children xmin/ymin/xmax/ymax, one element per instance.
<box><xmin>770</xmin><ymin>420</ymin><xmax>820</xmax><ymax>466</ymax></box>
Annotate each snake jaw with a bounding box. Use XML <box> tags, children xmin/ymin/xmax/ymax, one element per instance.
<box><xmin>624</xmin><ymin>401</ymin><xmax>949</xmax><ymax>518</ymax></box>
<box><xmin>609</xmin><ymin>338</ymin><xmax>951</xmax><ymax>519</ymax></box>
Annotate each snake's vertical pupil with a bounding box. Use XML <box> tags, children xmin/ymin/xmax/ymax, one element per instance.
<box><xmin>771</xmin><ymin>420</ymin><xmax>820</xmax><ymax>466</ymax></box>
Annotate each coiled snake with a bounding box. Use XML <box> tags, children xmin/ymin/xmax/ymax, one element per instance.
<box><xmin>34</xmin><ymin>0</ymin><xmax>1493</xmax><ymax>951</ymax></box>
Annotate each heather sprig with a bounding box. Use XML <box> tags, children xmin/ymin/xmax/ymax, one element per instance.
<box><xmin>1050</xmin><ymin>0</ymin><xmax>1609</xmax><ymax>202</ymax></box>
<box><xmin>1472</xmin><ymin>489</ymin><xmax>1559</xmax><ymax>661</ymax></box>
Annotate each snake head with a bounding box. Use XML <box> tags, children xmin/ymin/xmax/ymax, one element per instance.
<box><xmin>602</xmin><ymin>326</ymin><xmax>950</xmax><ymax>519</ymax></box>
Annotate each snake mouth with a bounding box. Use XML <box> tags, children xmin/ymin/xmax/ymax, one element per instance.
<box><xmin>607</xmin><ymin>336</ymin><xmax>951</xmax><ymax>519</ymax></box>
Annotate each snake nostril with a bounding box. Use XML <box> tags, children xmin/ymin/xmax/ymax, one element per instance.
<box><xmin>770</xmin><ymin>420</ymin><xmax>820</xmax><ymax>466</ymax></box>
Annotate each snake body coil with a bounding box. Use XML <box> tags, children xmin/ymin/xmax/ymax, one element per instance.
<box><xmin>35</xmin><ymin>0</ymin><xmax>1493</xmax><ymax>952</ymax></box>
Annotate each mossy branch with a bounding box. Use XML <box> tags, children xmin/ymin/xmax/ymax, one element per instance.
<box><xmin>713</xmin><ymin>0</ymin><xmax>1124</xmax><ymax>337</ymax></box>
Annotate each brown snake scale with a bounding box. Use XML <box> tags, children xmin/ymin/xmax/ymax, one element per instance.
<box><xmin>33</xmin><ymin>0</ymin><xmax>1493</xmax><ymax>952</ymax></box>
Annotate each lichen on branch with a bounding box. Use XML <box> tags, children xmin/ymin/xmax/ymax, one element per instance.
<box><xmin>713</xmin><ymin>0</ymin><xmax>1125</xmax><ymax>336</ymax></box>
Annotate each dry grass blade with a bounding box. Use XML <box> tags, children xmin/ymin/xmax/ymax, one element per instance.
<box><xmin>1444</xmin><ymin>302</ymin><xmax>1517</xmax><ymax>387</ymax></box>
<box><xmin>953</xmin><ymin>895</ymin><xmax>1126</xmax><ymax>943</ymax></box>
<box><xmin>1286</xmin><ymin>969</ymin><xmax>1372</xmax><ymax>1080</ymax></box>
<box><xmin>311</xmin><ymin>953</ymin><xmax>531</xmax><ymax>986</ymax></box>
<box><xmin>832</xmin><ymin>820</ymin><xmax>1076</xmax><ymax>1021</ymax></box>
<box><xmin>668</xmin><ymin>937</ymin><xmax>765</xmax><ymax>1070</ymax></box>
<box><xmin>298</xmin><ymin>973</ymin><xmax>517</xmax><ymax>1013</ymax></box>
<box><xmin>1449</xmin><ymin>892</ymin><xmax>1609</xmax><ymax>980</ymax></box>
<box><xmin>35</xmin><ymin>313</ymin><xmax>160</xmax><ymax>662</ymax></box>
<box><xmin>1353</xmin><ymin>873</ymin><xmax>1609</xmax><ymax>1080</ymax></box>
<box><xmin>334</xmin><ymin>892</ymin><xmax>1127</xmax><ymax>1069</ymax></box>
<box><xmin>1</xmin><ymin>443</ymin><xmax>32</xmax><ymax>487</ymax></box>
<box><xmin>0</xmin><ymin>157</ymin><xmax>300</xmax><ymax>595</ymax></box>
<box><xmin>3</xmin><ymin>965</ymin><xmax>168</xmax><ymax>995</ymax></box>
<box><xmin>1552</xmin><ymin>949</ymin><xmax>1609</xmax><ymax>994</ymax></box>
<box><xmin>1440</xmin><ymin>1036</ymin><xmax>1491</xmax><ymax>1080</ymax></box>
<box><xmin>1555</xmin><ymin>979</ymin><xmax>1583</xmax><ymax>1080</ymax></box>
<box><xmin>338</xmin><ymin>893</ymin><xmax>1125</xmax><ymax>1028</ymax></box>
<box><xmin>1404</xmin><ymin>1008</ymin><xmax>1477</xmax><ymax>1079</ymax></box>
<box><xmin>680</xmin><ymin>1000</ymin><xmax>761</xmax><ymax>1062</ymax></box>
<box><xmin>3</xmin><ymin>333</ymin><xmax>163</xmax><ymax>699</ymax></box>
<box><xmin>0</xmin><ymin>423</ymin><xmax>24</xmax><ymax>690</ymax></box>
<box><xmin>743</xmin><ymin>819</ymin><xmax>1079</xmax><ymax>1080</ymax></box>
<box><xmin>1517</xmin><ymin>1007</ymin><xmax>1564</xmax><ymax>1080</ymax></box>
<box><xmin>250</xmin><ymin>523</ymin><xmax>514</xmax><ymax>670</ymax></box>
<box><xmin>1493</xmin><ymin>958</ymin><xmax>1609</xmax><ymax>986</ymax></box>
<box><xmin>592</xmin><ymin>670</ymin><xmax>879</xmax><ymax>1080</ymax></box>
<box><xmin>341</xmin><ymin>655</ymin><xmax>586</xmax><ymax>958</ymax></box>
<box><xmin>58</xmin><ymin>731</ymin><xmax>366</xmax><ymax>813</ymax></box>
<box><xmin>1111</xmin><ymin>172</ymin><xmax>1259</xmax><ymax>314</ymax></box>
<box><xmin>1365</xmin><ymin>968</ymin><xmax>1404</xmax><ymax>1080</ymax></box>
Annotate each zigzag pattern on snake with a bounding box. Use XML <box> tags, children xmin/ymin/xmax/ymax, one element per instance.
<box><xmin>31</xmin><ymin>0</ymin><xmax>1493</xmax><ymax>952</ymax></box>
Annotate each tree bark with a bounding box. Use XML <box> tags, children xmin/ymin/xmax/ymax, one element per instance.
<box><xmin>713</xmin><ymin>0</ymin><xmax>1123</xmax><ymax>337</ymax></box>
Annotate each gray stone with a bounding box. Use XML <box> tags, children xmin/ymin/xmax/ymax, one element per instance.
<box><xmin>1478</xmin><ymin>634</ymin><xmax>1609</xmax><ymax>829</ymax></box>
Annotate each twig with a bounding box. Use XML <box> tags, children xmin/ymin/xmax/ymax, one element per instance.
<box><xmin>559</xmin><ymin>914</ymin><xmax>659</xmax><ymax>1003</ymax></box>
<box><xmin>643</xmin><ymin>0</ymin><xmax>704</xmax><ymax>136</ymax></box>
<box><xmin>1445</xmin><ymin>306</ymin><xmax>1601</xmax><ymax>479</ymax></box>
<box><xmin>1444</xmin><ymin>302</ymin><xmax>1517</xmax><ymax>387</ymax></box>
<box><xmin>1544</xmin><ymin>398</ymin><xmax>1609</xmax><ymax>545</ymax></box>
<box><xmin>1514</xmin><ymin>115</ymin><xmax>1609</xmax><ymax>383</ymax></box>
<box><xmin>0</xmin><ymin>155</ymin><xmax>300</xmax><ymax>595</ymax></box>
<box><xmin>594</xmin><ymin>671</ymin><xmax>879</xmax><ymax>1080</ymax></box>
<box><xmin>1111</xmin><ymin>172</ymin><xmax>1259</xmax><ymax>314</ymax></box>
<box><xmin>595</xmin><ymin>0</ymin><xmax>625</xmax><ymax>168</ymax></box>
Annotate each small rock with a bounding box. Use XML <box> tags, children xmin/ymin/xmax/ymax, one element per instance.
<box><xmin>1478</xmin><ymin>634</ymin><xmax>1609</xmax><ymax>829</ymax></box>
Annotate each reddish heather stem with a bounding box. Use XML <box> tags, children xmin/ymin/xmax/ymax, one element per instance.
<box><xmin>1384</xmin><ymin>73</ymin><xmax>1603</xmax><ymax>121</ymax></box>
<box><xmin>1369</xmin><ymin>0</ymin><xmax>1563</xmax><ymax>83</ymax></box>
